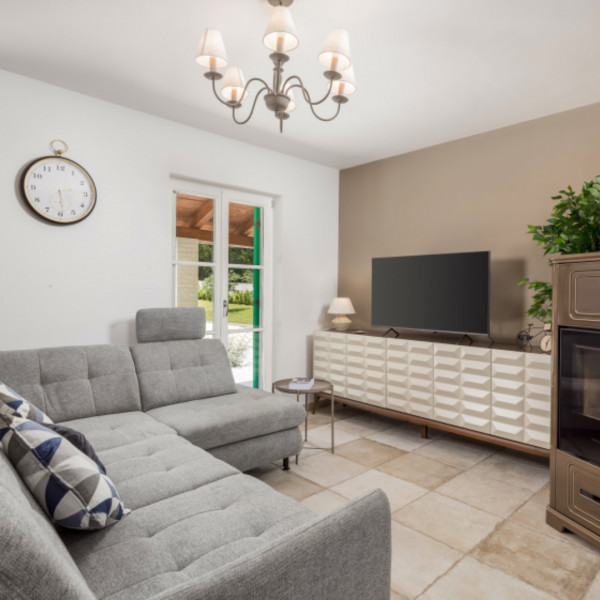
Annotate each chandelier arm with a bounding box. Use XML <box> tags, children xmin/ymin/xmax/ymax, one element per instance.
<box><xmin>284</xmin><ymin>76</ymin><xmax>333</xmax><ymax>106</ymax></box>
<box><xmin>211</xmin><ymin>77</ymin><xmax>272</xmax><ymax>107</ymax></box>
<box><xmin>232</xmin><ymin>87</ymin><xmax>270</xmax><ymax>125</ymax></box>
<box><xmin>306</xmin><ymin>99</ymin><xmax>342</xmax><ymax>122</ymax></box>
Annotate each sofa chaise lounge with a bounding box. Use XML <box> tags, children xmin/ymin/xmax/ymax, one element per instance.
<box><xmin>0</xmin><ymin>307</ymin><xmax>391</xmax><ymax>600</ymax></box>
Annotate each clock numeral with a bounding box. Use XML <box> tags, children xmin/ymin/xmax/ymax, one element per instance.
<box><xmin>33</xmin><ymin>173</ymin><xmax>43</xmax><ymax>179</ymax></box>
<box><xmin>58</xmin><ymin>211</ymin><xmax>64</xmax><ymax>218</ymax></box>
<box><xmin>79</xmin><ymin>180</ymin><xmax>85</xmax><ymax>186</ymax></box>
<box><xmin>83</xmin><ymin>192</ymin><xmax>89</xmax><ymax>198</ymax></box>
<box><xmin>70</xmin><ymin>210</ymin><xmax>76</xmax><ymax>216</ymax></box>
<box><xmin>71</xmin><ymin>171</ymin><xmax>75</xmax><ymax>176</ymax></box>
<box><xmin>56</xmin><ymin>165</ymin><xmax>65</xmax><ymax>172</ymax></box>
<box><xmin>34</xmin><ymin>197</ymin><xmax>40</xmax><ymax>203</ymax></box>
<box><xmin>80</xmin><ymin>203</ymin><xmax>85</xmax><ymax>208</ymax></box>
<box><xmin>30</xmin><ymin>184</ymin><xmax>36</xmax><ymax>190</ymax></box>
<box><xmin>43</xmin><ymin>166</ymin><xmax>51</xmax><ymax>172</ymax></box>
<box><xmin>44</xmin><ymin>207</ymin><xmax>50</xmax><ymax>213</ymax></box>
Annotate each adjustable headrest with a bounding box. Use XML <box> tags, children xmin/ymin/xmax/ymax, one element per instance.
<box><xmin>136</xmin><ymin>308</ymin><xmax>206</xmax><ymax>343</ymax></box>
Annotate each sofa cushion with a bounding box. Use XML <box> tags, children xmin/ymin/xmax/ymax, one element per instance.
<box><xmin>0</xmin><ymin>407</ymin><xmax>129</xmax><ymax>530</ymax></box>
<box><xmin>131</xmin><ymin>339</ymin><xmax>237</xmax><ymax>410</ymax></box>
<box><xmin>0</xmin><ymin>345</ymin><xmax>142</xmax><ymax>422</ymax></box>
<box><xmin>148</xmin><ymin>387</ymin><xmax>306</xmax><ymax>450</ymax></box>
<box><xmin>61</xmin><ymin>471</ymin><xmax>315</xmax><ymax>600</ymax></box>
<box><xmin>136</xmin><ymin>307</ymin><xmax>206</xmax><ymax>342</ymax></box>
<box><xmin>0</xmin><ymin>381</ymin><xmax>53</xmax><ymax>424</ymax></box>
<box><xmin>63</xmin><ymin>411</ymin><xmax>177</xmax><ymax>453</ymax></box>
<box><xmin>0</xmin><ymin>450</ymin><xmax>96</xmax><ymax>600</ymax></box>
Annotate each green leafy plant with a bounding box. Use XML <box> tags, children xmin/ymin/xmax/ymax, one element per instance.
<box><xmin>520</xmin><ymin>175</ymin><xmax>600</xmax><ymax>322</ymax></box>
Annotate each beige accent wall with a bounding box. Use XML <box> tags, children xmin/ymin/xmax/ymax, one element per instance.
<box><xmin>339</xmin><ymin>102</ymin><xmax>600</xmax><ymax>343</ymax></box>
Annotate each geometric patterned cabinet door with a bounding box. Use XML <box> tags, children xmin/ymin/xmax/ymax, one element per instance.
<box><xmin>387</xmin><ymin>339</ymin><xmax>434</xmax><ymax>418</ymax></box>
<box><xmin>313</xmin><ymin>330</ymin><xmax>347</xmax><ymax>398</ymax></box>
<box><xmin>344</xmin><ymin>335</ymin><xmax>386</xmax><ymax>407</ymax></box>
<box><xmin>434</xmin><ymin>344</ymin><xmax>491</xmax><ymax>433</ymax></box>
<box><xmin>524</xmin><ymin>353</ymin><xmax>552</xmax><ymax>449</ymax></box>
<box><xmin>491</xmin><ymin>349</ymin><xmax>526</xmax><ymax>442</ymax></box>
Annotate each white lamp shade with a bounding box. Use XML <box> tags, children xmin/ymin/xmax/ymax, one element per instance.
<box><xmin>330</xmin><ymin>65</ymin><xmax>356</xmax><ymax>96</ymax></box>
<box><xmin>221</xmin><ymin>67</ymin><xmax>249</xmax><ymax>102</ymax></box>
<box><xmin>318</xmin><ymin>28</ymin><xmax>352</xmax><ymax>72</ymax></box>
<box><xmin>285</xmin><ymin>88</ymin><xmax>296</xmax><ymax>112</ymax></box>
<box><xmin>328</xmin><ymin>297</ymin><xmax>355</xmax><ymax>315</ymax></box>
<box><xmin>263</xmin><ymin>6</ymin><xmax>299</xmax><ymax>52</ymax></box>
<box><xmin>196</xmin><ymin>28</ymin><xmax>228</xmax><ymax>70</ymax></box>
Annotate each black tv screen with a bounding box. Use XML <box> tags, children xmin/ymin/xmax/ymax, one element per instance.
<box><xmin>371</xmin><ymin>251</ymin><xmax>490</xmax><ymax>335</ymax></box>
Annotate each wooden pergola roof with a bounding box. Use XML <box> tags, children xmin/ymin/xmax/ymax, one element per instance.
<box><xmin>175</xmin><ymin>194</ymin><xmax>256</xmax><ymax>248</ymax></box>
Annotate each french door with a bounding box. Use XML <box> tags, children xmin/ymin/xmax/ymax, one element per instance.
<box><xmin>172</xmin><ymin>180</ymin><xmax>272</xmax><ymax>389</ymax></box>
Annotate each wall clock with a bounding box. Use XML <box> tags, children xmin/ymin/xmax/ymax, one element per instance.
<box><xmin>21</xmin><ymin>140</ymin><xmax>96</xmax><ymax>224</ymax></box>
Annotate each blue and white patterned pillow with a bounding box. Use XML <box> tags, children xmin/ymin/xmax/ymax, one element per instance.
<box><xmin>0</xmin><ymin>405</ymin><xmax>129</xmax><ymax>530</ymax></box>
<box><xmin>0</xmin><ymin>381</ymin><xmax>53</xmax><ymax>424</ymax></box>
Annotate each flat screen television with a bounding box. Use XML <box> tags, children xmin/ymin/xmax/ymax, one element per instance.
<box><xmin>371</xmin><ymin>251</ymin><xmax>490</xmax><ymax>335</ymax></box>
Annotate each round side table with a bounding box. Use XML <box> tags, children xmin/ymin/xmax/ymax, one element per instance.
<box><xmin>272</xmin><ymin>378</ymin><xmax>335</xmax><ymax>455</ymax></box>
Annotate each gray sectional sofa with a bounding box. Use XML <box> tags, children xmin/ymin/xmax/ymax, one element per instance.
<box><xmin>0</xmin><ymin>308</ymin><xmax>391</xmax><ymax>600</ymax></box>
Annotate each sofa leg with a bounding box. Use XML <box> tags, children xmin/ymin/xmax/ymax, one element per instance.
<box><xmin>282</xmin><ymin>457</ymin><xmax>290</xmax><ymax>471</ymax></box>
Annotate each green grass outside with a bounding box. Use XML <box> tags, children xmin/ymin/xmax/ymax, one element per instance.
<box><xmin>198</xmin><ymin>299</ymin><xmax>254</xmax><ymax>326</ymax></box>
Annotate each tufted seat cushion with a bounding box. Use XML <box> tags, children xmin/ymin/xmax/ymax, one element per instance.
<box><xmin>148</xmin><ymin>387</ymin><xmax>306</xmax><ymax>450</ymax></box>
<box><xmin>60</xmin><ymin>445</ymin><xmax>314</xmax><ymax>600</ymax></box>
<box><xmin>62</xmin><ymin>411</ymin><xmax>177</xmax><ymax>453</ymax></box>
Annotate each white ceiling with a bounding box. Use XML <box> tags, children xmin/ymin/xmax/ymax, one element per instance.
<box><xmin>1</xmin><ymin>0</ymin><xmax>600</xmax><ymax>169</ymax></box>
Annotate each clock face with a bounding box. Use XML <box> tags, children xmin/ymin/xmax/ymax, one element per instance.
<box><xmin>22</xmin><ymin>156</ymin><xmax>96</xmax><ymax>224</ymax></box>
<box><xmin>541</xmin><ymin>334</ymin><xmax>552</xmax><ymax>353</ymax></box>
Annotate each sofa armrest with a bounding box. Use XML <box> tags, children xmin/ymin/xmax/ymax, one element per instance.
<box><xmin>151</xmin><ymin>489</ymin><xmax>391</xmax><ymax>600</ymax></box>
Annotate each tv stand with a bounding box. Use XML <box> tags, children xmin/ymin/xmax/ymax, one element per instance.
<box><xmin>382</xmin><ymin>328</ymin><xmax>401</xmax><ymax>338</ymax></box>
<box><xmin>313</xmin><ymin>330</ymin><xmax>551</xmax><ymax>456</ymax></box>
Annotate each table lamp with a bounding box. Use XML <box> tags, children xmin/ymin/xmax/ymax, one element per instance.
<box><xmin>328</xmin><ymin>297</ymin><xmax>355</xmax><ymax>331</ymax></box>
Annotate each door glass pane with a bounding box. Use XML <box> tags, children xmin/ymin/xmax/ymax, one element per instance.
<box><xmin>175</xmin><ymin>265</ymin><xmax>214</xmax><ymax>336</ymax></box>
<box><xmin>228</xmin><ymin>331</ymin><xmax>260</xmax><ymax>388</ymax></box>
<box><xmin>175</xmin><ymin>194</ymin><xmax>214</xmax><ymax>261</ymax></box>
<box><xmin>228</xmin><ymin>202</ymin><xmax>261</xmax><ymax>265</ymax></box>
<box><xmin>227</xmin><ymin>267</ymin><xmax>258</xmax><ymax>327</ymax></box>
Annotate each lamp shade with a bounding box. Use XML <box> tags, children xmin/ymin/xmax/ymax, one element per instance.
<box><xmin>196</xmin><ymin>28</ymin><xmax>228</xmax><ymax>70</ymax></box>
<box><xmin>221</xmin><ymin>67</ymin><xmax>249</xmax><ymax>103</ymax></box>
<box><xmin>285</xmin><ymin>88</ymin><xmax>296</xmax><ymax>112</ymax></box>
<box><xmin>328</xmin><ymin>297</ymin><xmax>355</xmax><ymax>315</ymax></box>
<box><xmin>263</xmin><ymin>6</ymin><xmax>299</xmax><ymax>52</ymax></box>
<box><xmin>330</xmin><ymin>65</ymin><xmax>356</xmax><ymax>96</ymax></box>
<box><xmin>318</xmin><ymin>28</ymin><xmax>352</xmax><ymax>72</ymax></box>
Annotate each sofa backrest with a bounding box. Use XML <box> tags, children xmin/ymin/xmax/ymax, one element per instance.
<box><xmin>132</xmin><ymin>307</ymin><xmax>237</xmax><ymax>411</ymax></box>
<box><xmin>0</xmin><ymin>345</ymin><xmax>141</xmax><ymax>422</ymax></box>
<box><xmin>0</xmin><ymin>451</ymin><xmax>96</xmax><ymax>600</ymax></box>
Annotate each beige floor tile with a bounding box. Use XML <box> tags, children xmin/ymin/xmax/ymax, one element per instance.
<box><xmin>390</xmin><ymin>521</ymin><xmax>462</xmax><ymax>597</ymax></box>
<box><xmin>378</xmin><ymin>453</ymin><xmax>461</xmax><ymax>490</ymax></box>
<box><xmin>291</xmin><ymin>451</ymin><xmax>368</xmax><ymax>487</ymax></box>
<box><xmin>313</xmin><ymin>401</ymin><xmax>362</xmax><ymax>422</ymax></box>
<box><xmin>510</xmin><ymin>485</ymin><xmax>600</xmax><ymax>554</ymax></box>
<box><xmin>468</xmin><ymin>451</ymin><xmax>549</xmax><ymax>492</ymax></box>
<box><xmin>436</xmin><ymin>470</ymin><xmax>537</xmax><ymax>518</ymax></box>
<box><xmin>413</xmin><ymin>434</ymin><xmax>497</xmax><ymax>469</ymax></box>
<box><xmin>305</xmin><ymin>423</ymin><xmax>360</xmax><ymax>450</ymax></box>
<box><xmin>300</xmin><ymin>489</ymin><xmax>349</xmax><ymax>515</ymax></box>
<box><xmin>390</xmin><ymin>590</ymin><xmax>410</xmax><ymax>600</ymax></box>
<box><xmin>420</xmin><ymin>556</ymin><xmax>556</xmax><ymax>600</ymax></box>
<box><xmin>332</xmin><ymin>468</ymin><xmax>427</xmax><ymax>511</ymax></box>
<box><xmin>335</xmin><ymin>438</ymin><xmax>405</xmax><ymax>468</ymax></box>
<box><xmin>252</xmin><ymin>468</ymin><xmax>323</xmax><ymax>501</ymax></box>
<box><xmin>336</xmin><ymin>413</ymin><xmax>396</xmax><ymax>436</ymax></box>
<box><xmin>473</xmin><ymin>520</ymin><xmax>600</xmax><ymax>600</ymax></box>
<box><xmin>297</xmin><ymin>446</ymin><xmax>323</xmax><ymax>460</ymax></box>
<box><xmin>367</xmin><ymin>423</ymin><xmax>434</xmax><ymax>452</ymax></box>
<box><xmin>305</xmin><ymin>409</ymin><xmax>335</xmax><ymax>428</ymax></box>
<box><xmin>393</xmin><ymin>491</ymin><xmax>501</xmax><ymax>552</ymax></box>
<box><xmin>585</xmin><ymin>567</ymin><xmax>600</xmax><ymax>599</ymax></box>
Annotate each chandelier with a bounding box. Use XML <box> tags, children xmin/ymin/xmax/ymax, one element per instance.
<box><xmin>195</xmin><ymin>0</ymin><xmax>355</xmax><ymax>132</ymax></box>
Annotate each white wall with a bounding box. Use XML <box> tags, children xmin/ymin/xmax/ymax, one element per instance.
<box><xmin>0</xmin><ymin>69</ymin><xmax>339</xmax><ymax>382</ymax></box>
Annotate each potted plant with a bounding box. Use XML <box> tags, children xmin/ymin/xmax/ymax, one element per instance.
<box><xmin>520</xmin><ymin>174</ymin><xmax>600</xmax><ymax>322</ymax></box>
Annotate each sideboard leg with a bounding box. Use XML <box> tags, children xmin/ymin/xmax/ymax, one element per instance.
<box><xmin>420</xmin><ymin>425</ymin><xmax>428</xmax><ymax>439</ymax></box>
<box><xmin>282</xmin><ymin>457</ymin><xmax>290</xmax><ymax>470</ymax></box>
